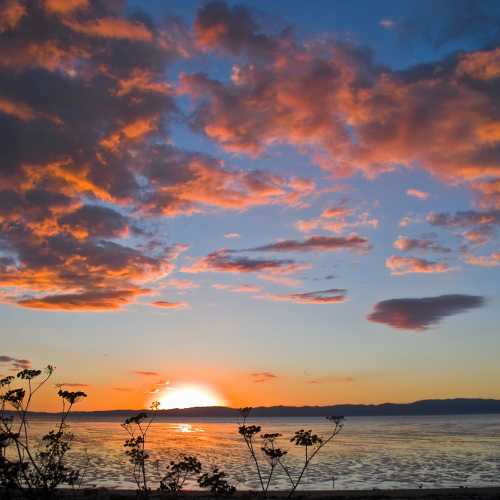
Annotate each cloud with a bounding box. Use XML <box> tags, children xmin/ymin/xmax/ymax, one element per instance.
<box><xmin>181</xmin><ymin>249</ymin><xmax>310</xmax><ymax>275</ymax></box>
<box><xmin>151</xmin><ymin>300</ymin><xmax>188</xmax><ymax>309</ymax></box>
<box><xmin>427</xmin><ymin>210</ymin><xmax>500</xmax><ymax>245</ymax></box>
<box><xmin>250</xmin><ymin>372</ymin><xmax>277</xmax><ymax>383</ymax></box>
<box><xmin>239</xmin><ymin>235</ymin><xmax>371</xmax><ymax>253</ymax></box>
<box><xmin>385</xmin><ymin>255</ymin><xmax>453</xmax><ymax>275</ymax></box>
<box><xmin>184</xmin><ymin>1</ymin><xmax>500</xmax><ymax>188</ymax></box>
<box><xmin>0</xmin><ymin>0</ymin><xmax>316</xmax><ymax>312</ymax></box>
<box><xmin>133</xmin><ymin>371</ymin><xmax>160</xmax><ymax>377</ymax></box>
<box><xmin>259</xmin><ymin>288</ymin><xmax>347</xmax><ymax>304</ymax></box>
<box><xmin>0</xmin><ymin>355</ymin><xmax>31</xmax><ymax>370</ymax></box>
<box><xmin>224</xmin><ymin>232</ymin><xmax>240</xmax><ymax>239</ymax></box>
<box><xmin>470</xmin><ymin>179</ymin><xmax>500</xmax><ymax>209</ymax></box>
<box><xmin>165</xmin><ymin>278</ymin><xmax>199</xmax><ymax>290</ymax></box>
<box><xmin>463</xmin><ymin>251</ymin><xmax>500</xmax><ymax>267</ymax></box>
<box><xmin>213</xmin><ymin>283</ymin><xmax>262</xmax><ymax>293</ymax></box>
<box><xmin>296</xmin><ymin>205</ymin><xmax>378</xmax><ymax>234</ymax></box>
<box><xmin>379</xmin><ymin>19</ymin><xmax>395</xmax><ymax>29</ymax></box>
<box><xmin>194</xmin><ymin>1</ymin><xmax>281</xmax><ymax>58</ymax></box>
<box><xmin>16</xmin><ymin>288</ymin><xmax>148</xmax><ymax>311</ymax></box>
<box><xmin>406</xmin><ymin>188</ymin><xmax>429</xmax><ymax>200</ymax></box>
<box><xmin>393</xmin><ymin>236</ymin><xmax>451</xmax><ymax>253</ymax></box>
<box><xmin>113</xmin><ymin>387</ymin><xmax>133</xmax><ymax>392</ymax></box>
<box><xmin>367</xmin><ymin>294</ymin><xmax>485</xmax><ymax>330</ymax></box>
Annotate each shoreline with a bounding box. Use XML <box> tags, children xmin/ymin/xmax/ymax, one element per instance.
<box><xmin>4</xmin><ymin>488</ymin><xmax>500</xmax><ymax>499</ymax></box>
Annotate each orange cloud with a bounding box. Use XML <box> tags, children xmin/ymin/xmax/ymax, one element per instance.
<box><xmin>63</xmin><ymin>17</ymin><xmax>153</xmax><ymax>42</ymax></box>
<box><xmin>385</xmin><ymin>256</ymin><xmax>453</xmax><ymax>275</ymax></box>
<box><xmin>186</xmin><ymin>3</ymin><xmax>500</xmax><ymax>186</ymax></box>
<box><xmin>17</xmin><ymin>288</ymin><xmax>148</xmax><ymax>311</ymax></box>
<box><xmin>296</xmin><ymin>205</ymin><xmax>378</xmax><ymax>234</ymax></box>
<box><xmin>0</xmin><ymin>0</ymin><xmax>25</xmax><ymax>33</ymax></box>
<box><xmin>463</xmin><ymin>251</ymin><xmax>500</xmax><ymax>267</ymax></box>
<box><xmin>43</xmin><ymin>0</ymin><xmax>88</xmax><ymax>15</ymax></box>
<box><xmin>471</xmin><ymin>178</ymin><xmax>500</xmax><ymax>209</ymax></box>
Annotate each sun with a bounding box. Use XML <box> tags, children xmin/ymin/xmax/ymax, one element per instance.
<box><xmin>157</xmin><ymin>384</ymin><xmax>225</xmax><ymax>410</ymax></box>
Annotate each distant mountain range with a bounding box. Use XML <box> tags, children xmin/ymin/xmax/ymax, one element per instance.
<box><xmin>22</xmin><ymin>398</ymin><xmax>500</xmax><ymax>419</ymax></box>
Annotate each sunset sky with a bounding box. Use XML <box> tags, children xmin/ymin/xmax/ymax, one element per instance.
<box><xmin>1</xmin><ymin>0</ymin><xmax>499</xmax><ymax>411</ymax></box>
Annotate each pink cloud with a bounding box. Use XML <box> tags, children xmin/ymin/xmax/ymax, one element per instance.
<box><xmin>385</xmin><ymin>256</ymin><xmax>453</xmax><ymax>275</ymax></box>
<box><xmin>406</xmin><ymin>188</ymin><xmax>429</xmax><ymax>200</ymax></box>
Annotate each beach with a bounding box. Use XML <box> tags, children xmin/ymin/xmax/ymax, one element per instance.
<box><xmin>4</xmin><ymin>487</ymin><xmax>500</xmax><ymax>499</ymax></box>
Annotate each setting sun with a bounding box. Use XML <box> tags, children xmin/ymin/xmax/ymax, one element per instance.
<box><xmin>158</xmin><ymin>384</ymin><xmax>225</xmax><ymax>410</ymax></box>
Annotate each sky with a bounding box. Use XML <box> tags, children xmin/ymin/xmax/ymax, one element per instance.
<box><xmin>0</xmin><ymin>0</ymin><xmax>499</xmax><ymax>411</ymax></box>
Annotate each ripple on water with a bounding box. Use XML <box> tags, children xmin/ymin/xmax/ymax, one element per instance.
<box><xmin>10</xmin><ymin>414</ymin><xmax>500</xmax><ymax>490</ymax></box>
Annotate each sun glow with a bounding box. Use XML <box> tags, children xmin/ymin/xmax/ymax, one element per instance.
<box><xmin>158</xmin><ymin>384</ymin><xmax>225</xmax><ymax>410</ymax></box>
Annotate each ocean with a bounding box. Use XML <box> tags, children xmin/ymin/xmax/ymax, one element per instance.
<box><xmin>16</xmin><ymin>414</ymin><xmax>500</xmax><ymax>490</ymax></box>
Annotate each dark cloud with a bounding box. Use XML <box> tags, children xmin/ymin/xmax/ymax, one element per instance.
<box><xmin>367</xmin><ymin>294</ymin><xmax>485</xmax><ymax>330</ymax></box>
<box><xmin>0</xmin><ymin>355</ymin><xmax>31</xmax><ymax>370</ymax></box>
<box><xmin>427</xmin><ymin>210</ymin><xmax>500</xmax><ymax>245</ymax></box>
<box><xmin>132</xmin><ymin>371</ymin><xmax>159</xmax><ymax>377</ymax></box>
<box><xmin>260</xmin><ymin>288</ymin><xmax>347</xmax><ymax>304</ymax></box>
<box><xmin>250</xmin><ymin>372</ymin><xmax>277</xmax><ymax>383</ymax></box>
<box><xmin>194</xmin><ymin>1</ymin><xmax>282</xmax><ymax>57</ymax></box>
<box><xmin>238</xmin><ymin>235</ymin><xmax>371</xmax><ymax>253</ymax></box>
<box><xmin>181</xmin><ymin>249</ymin><xmax>310</xmax><ymax>275</ymax></box>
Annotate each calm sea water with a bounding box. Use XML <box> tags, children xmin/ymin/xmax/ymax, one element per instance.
<box><xmin>18</xmin><ymin>415</ymin><xmax>500</xmax><ymax>490</ymax></box>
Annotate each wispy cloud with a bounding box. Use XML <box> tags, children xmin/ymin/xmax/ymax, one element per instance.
<box><xmin>250</xmin><ymin>372</ymin><xmax>277</xmax><ymax>383</ymax></box>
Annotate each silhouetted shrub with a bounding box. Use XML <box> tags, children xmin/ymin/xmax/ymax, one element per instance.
<box><xmin>238</xmin><ymin>407</ymin><xmax>344</xmax><ymax>498</ymax></box>
<box><xmin>121</xmin><ymin>401</ymin><xmax>159</xmax><ymax>498</ymax></box>
<box><xmin>160</xmin><ymin>455</ymin><xmax>202</xmax><ymax>493</ymax></box>
<box><xmin>0</xmin><ymin>366</ymin><xmax>87</xmax><ymax>498</ymax></box>
<box><xmin>198</xmin><ymin>467</ymin><xmax>236</xmax><ymax>498</ymax></box>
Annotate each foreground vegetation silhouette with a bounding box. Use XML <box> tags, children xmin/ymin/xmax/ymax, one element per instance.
<box><xmin>0</xmin><ymin>366</ymin><xmax>87</xmax><ymax>499</ymax></box>
<box><xmin>238</xmin><ymin>407</ymin><xmax>344</xmax><ymax>498</ymax></box>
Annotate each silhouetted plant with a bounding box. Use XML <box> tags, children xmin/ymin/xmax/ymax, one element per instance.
<box><xmin>198</xmin><ymin>467</ymin><xmax>236</xmax><ymax>498</ymax></box>
<box><xmin>122</xmin><ymin>401</ymin><xmax>159</xmax><ymax>498</ymax></box>
<box><xmin>160</xmin><ymin>455</ymin><xmax>202</xmax><ymax>494</ymax></box>
<box><xmin>0</xmin><ymin>366</ymin><xmax>87</xmax><ymax>498</ymax></box>
<box><xmin>238</xmin><ymin>408</ymin><xmax>344</xmax><ymax>498</ymax></box>
<box><xmin>238</xmin><ymin>407</ymin><xmax>265</xmax><ymax>492</ymax></box>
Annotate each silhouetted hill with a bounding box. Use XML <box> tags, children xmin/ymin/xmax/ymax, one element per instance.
<box><xmin>20</xmin><ymin>398</ymin><xmax>500</xmax><ymax>419</ymax></box>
